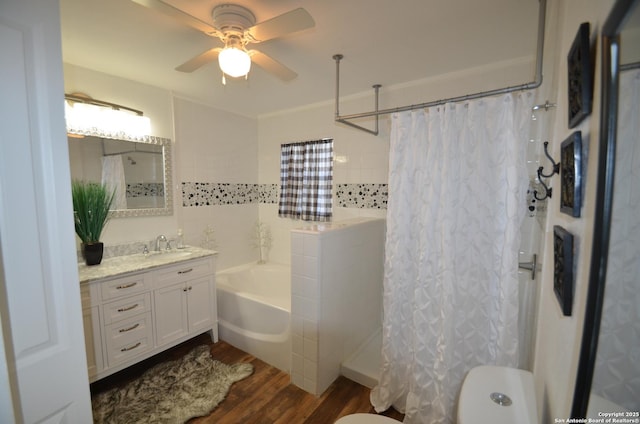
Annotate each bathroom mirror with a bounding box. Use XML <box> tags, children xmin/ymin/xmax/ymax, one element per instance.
<box><xmin>571</xmin><ymin>0</ymin><xmax>640</xmax><ymax>417</ymax></box>
<box><xmin>68</xmin><ymin>133</ymin><xmax>173</xmax><ymax>218</ymax></box>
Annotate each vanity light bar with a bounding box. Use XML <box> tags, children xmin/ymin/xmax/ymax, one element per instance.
<box><xmin>64</xmin><ymin>93</ymin><xmax>144</xmax><ymax>116</ymax></box>
<box><xmin>64</xmin><ymin>93</ymin><xmax>151</xmax><ymax>140</ymax></box>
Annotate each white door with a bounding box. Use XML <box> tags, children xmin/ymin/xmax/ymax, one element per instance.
<box><xmin>0</xmin><ymin>0</ymin><xmax>93</xmax><ymax>422</ymax></box>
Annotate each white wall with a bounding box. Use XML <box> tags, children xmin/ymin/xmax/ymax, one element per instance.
<box><xmin>532</xmin><ymin>0</ymin><xmax>617</xmax><ymax>421</ymax></box>
<box><xmin>173</xmin><ymin>96</ymin><xmax>259</xmax><ymax>270</ymax></box>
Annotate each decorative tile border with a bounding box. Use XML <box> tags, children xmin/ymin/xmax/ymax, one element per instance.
<box><xmin>182</xmin><ymin>182</ymin><xmax>258</xmax><ymax>206</ymax></box>
<box><xmin>181</xmin><ymin>182</ymin><xmax>388</xmax><ymax>209</ymax></box>
<box><xmin>259</xmin><ymin>184</ymin><xmax>279</xmax><ymax>204</ymax></box>
<box><xmin>127</xmin><ymin>182</ymin><xmax>164</xmax><ymax>198</ymax></box>
<box><xmin>336</xmin><ymin>184</ymin><xmax>388</xmax><ymax>209</ymax></box>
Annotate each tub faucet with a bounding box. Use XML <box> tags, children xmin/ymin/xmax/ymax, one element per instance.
<box><xmin>155</xmin><ymin>234</ymin><xmax>167</xmax><ymax>252</ymax></box>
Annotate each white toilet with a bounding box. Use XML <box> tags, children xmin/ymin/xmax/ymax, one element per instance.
<box><xmin>335</xmin><ymin>365</ymin><xmax>538</xmax><ymax>424</ymax></box>
<box><xmin>457</xmin><ymin>365</ymin><xmax>538</xmax><ymax>424</ymax></box>
<box><xmin>335</xmin><ymin>413</ymin><xmax>399</xmax><ymax>424</ymax></box>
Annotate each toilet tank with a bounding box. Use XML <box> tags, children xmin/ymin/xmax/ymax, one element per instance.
<box><xmin>458</xmin><ymin>366</ymin><xmax>538</xmax><ymax>424</ymax></box>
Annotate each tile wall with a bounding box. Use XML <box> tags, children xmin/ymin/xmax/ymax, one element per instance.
<box><xmin>290</xmin><ymin>218</ymin><xmax>385</xmax><ymax>395</ymax></box>
<box><xmin>181</xmin><ymin>183</ymin><xmax>388</xmax><ymax>208</ymax></box>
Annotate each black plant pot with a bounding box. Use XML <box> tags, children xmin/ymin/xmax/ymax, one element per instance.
<box><xmin>82</xmin><ymin>242</ymin><xmax>104</xmax><ymax>266</ymax></box>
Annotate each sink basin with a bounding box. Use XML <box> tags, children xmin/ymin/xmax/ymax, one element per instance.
<box><xmin>78</xmin><ymin>245</ymin><xmax>218</xmax><ymax>285</ymax></box>
<box><xmin>146</xmin><ymin>249</ymin><xmax>193</xmax><ymax>259</ymax></box>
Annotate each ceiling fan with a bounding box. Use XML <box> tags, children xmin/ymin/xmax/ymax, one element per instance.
<box><xmin>131</xmin><ymin>0</ymin><xmax>315</xmax><ymax>83</ymax></box>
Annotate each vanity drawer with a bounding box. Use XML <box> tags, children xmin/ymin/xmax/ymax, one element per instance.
<box><xmin>100</xmin><ymin>272</ymin><xmax>151</xmax><ymax>301</ymax></box>
<box><xmin>154</xmin><ymin>258</ymin><xmax>212</xmax><ymax>288</ymax></box>
<box><xmin>104</xmin><ymin>312</ymin><xmax>153</xmax><ymax>367</ymax></box>
<box><xmin>103</xmin><ymin>293</ymin><xmax>151</xmax><ymax>324</ymax></box>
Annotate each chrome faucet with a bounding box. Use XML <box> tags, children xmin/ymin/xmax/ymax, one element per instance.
<box><xmin>155</xmin><ymin>234</ymin><xmax>168</xmax><ymax>252</ymax></box>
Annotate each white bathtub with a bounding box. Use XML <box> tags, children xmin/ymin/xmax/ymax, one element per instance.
<box><xmin>216</xmin><ymin>262</ymin><xmax>291</xmax><ymax>372</ymax></box>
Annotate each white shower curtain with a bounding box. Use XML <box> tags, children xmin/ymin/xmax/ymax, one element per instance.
<box><xmin>371</xmin><ymin>92</ymin><xmax>534</xmax><ymax>424</ymax></box>
<box><xmin>102</xmin><ymin>155</ymin><xmax>127</xmax><ymax>210</ymax></box>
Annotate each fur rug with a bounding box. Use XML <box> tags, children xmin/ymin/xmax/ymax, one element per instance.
<box><xmin>92</xmin><ymin>345</ymin><xmax>254</xmax><ymax>423</ymax></box>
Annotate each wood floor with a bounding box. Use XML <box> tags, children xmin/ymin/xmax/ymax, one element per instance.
<box><xmin>90</xmin><ymin>333</ymin><xmax>404</xmax><ymax>423</ymax></box>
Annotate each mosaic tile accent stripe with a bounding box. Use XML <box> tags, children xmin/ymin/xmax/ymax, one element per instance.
<box><xmin>259</xmin><ymin>184</ymin><xmax>279</xmax><ymax>204</ymax></box>
<box><xmin>182</xmin><ymin>182</ymin><xmax>259</xmax><ymax>206</ymax></box>
<box><xmin>336</xmin><ymin>184</ymin><xmax>388</xmax><ymax>209</ymax></box>
<box><xmin>127</xmin><ymin>182</ymin><xmax>164</xmax><ymax>198</ymax></box>
<box><xmin>181</xmin><ymin>182</ymin><xmax>388</xmax><ymax>209</ymax></box>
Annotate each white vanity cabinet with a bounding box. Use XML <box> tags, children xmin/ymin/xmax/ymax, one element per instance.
<box><xmin>81</xmin><ymin>284</ymin><xmax>102</xmax><ymax>378</ymax></box>
<box><xmin>80</xmin><ymin>251</ymin><xmax>218</xmax><ymax>382</ymax></box>
<box><xmin>154</xmin><ymin>259</ymin><xmax>215</xmax><ymax>346</ymax></box>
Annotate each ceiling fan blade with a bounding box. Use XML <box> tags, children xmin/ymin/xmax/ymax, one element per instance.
<box><xmin>247</xmin><ymin>8</ymin><xmax>315</xmax><ymax>43</ymax></box>
<box><xmin>249</xmin><ymin>50</ymin><xmax>297</xmax><ymax>81</ymax></box>
<box><xmin>131</xmin><ymin>0</ymin><xmax>219</xmax><ymax>36</ymax></box>
<box><xmin>176</xmin><ymin>48</ymin><xmax>221</xmax><ymax>73</ymax></box>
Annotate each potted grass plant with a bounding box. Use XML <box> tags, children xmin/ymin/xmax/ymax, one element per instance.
<box><xmin>72</xmin><ymin>180</ymin><xmax>115</xmax><ymax>266</ymax></box>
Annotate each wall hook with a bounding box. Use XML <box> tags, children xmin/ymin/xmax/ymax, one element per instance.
<box><xmin>539</xmin><ymin>141</ymin><xmax>559</xmax><ymax>178</ymax></box>
<box><xmin>533</xmin><ymin>141</ymin><xmax>558</xmax><ymax>201</ymax></box>
<box><xmin>534</xmin><ymin>167</ymin><xmax>553</xmax><ymax>200</ymax></box>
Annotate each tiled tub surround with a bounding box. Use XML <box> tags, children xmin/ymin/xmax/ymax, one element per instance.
<box><xmin>290</xmin><ymin>218</ymin><xmax>386</xmax><ymax>395</ymax></box>
<box><xmin>181</xmin><ymin>182</ymin><xmax>388</xmax><ymax>209</ymax></box>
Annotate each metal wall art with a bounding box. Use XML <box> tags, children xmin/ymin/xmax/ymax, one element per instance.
<box><xmin>553</xmin><ymin>225</ymin><xmax>575</xmax><ymax>316</ymax></box>
<box><xmin>560</xmin><ymin>131</ymin><xmax>583</xmax><ymax>217</ymax></box>
<box><xmin>568</xmin><ymin>22</ymin><xmax>593</xmax><ymax>128</ymax></box>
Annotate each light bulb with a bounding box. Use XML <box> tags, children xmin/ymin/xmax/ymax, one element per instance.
<box><xmin>218</xmin><ymin>47</ymin><xmax>251</xmax><ymax>78</ymax></box>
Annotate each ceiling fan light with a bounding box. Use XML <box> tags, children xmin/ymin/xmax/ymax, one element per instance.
<box><xmin>218</xmin><ymin>47</ymin><xmax>251</xmax><ymax>78</ymax></box>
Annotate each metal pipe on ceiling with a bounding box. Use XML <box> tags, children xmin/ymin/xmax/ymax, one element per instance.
<box><xmin>333</xmin><ymin>0</ymin><xmax>548</xmax><ymax>135</ymax></box>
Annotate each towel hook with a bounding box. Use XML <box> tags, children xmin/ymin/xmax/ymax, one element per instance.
<box><xmin>538</xmin><ymin>141</ymin><xmax>559</xmax><ymax>178</ymax></box>
<box><xmin>534</xmin><ymin>167</ymin><xmax>552</xmax><ymax>200</ymax></box>
<box><xmin>533</xmin><ymin>141</ymin><xmax>558</xmax><ymax>201</ymax></box>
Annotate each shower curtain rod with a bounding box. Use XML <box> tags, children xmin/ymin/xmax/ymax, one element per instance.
<box><xmin>621</xmin><ymin>61</ymin><xmax>640</xmax><ymax>71</ymax></box>
<box><xmin>102</xmin><ymin>150</ymin><xmax>162</xmax><ymax>157</ymax></box>
<box><xmin>334</xmin><ymin>0</ymin><xmax>547</xmax><ymax>135</ymax></box>
<box><xmin>101</xmin><ymin>140</ymin><xmax>161</xmax><ymax>156</ymax></box>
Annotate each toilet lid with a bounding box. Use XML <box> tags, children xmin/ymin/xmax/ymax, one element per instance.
<box><xmin>335</xmin><ymin>413</ymin><xmax>400</xmax><ymax>424</ymax></box>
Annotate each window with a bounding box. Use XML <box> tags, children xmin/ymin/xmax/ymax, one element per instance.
<box><xmin>278</xmin><ymin>139</ymin><xmax>333</xmax><ymax>221</ymax></box>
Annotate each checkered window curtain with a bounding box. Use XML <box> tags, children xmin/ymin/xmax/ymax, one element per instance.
<box><xmin>278</xmin><ymin>139</ymin><xmax>333</xmax><ymax>221</ymax></box>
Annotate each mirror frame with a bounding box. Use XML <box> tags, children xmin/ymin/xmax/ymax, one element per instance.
<box><xmin>571</xmin><ymin>0</ymin><xmax>640</xmax><ymax>417</ymax></box>
<box><xmin>68</xmin><ymin>130</ymin><xmax>174</xmax><ymax>218</ymax></box>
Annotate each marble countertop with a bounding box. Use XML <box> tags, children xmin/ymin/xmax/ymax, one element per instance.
<box><xmin>78</xmin><ymin>246</ymin><xmax>218</xmax><ymax>284</ymax></box>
